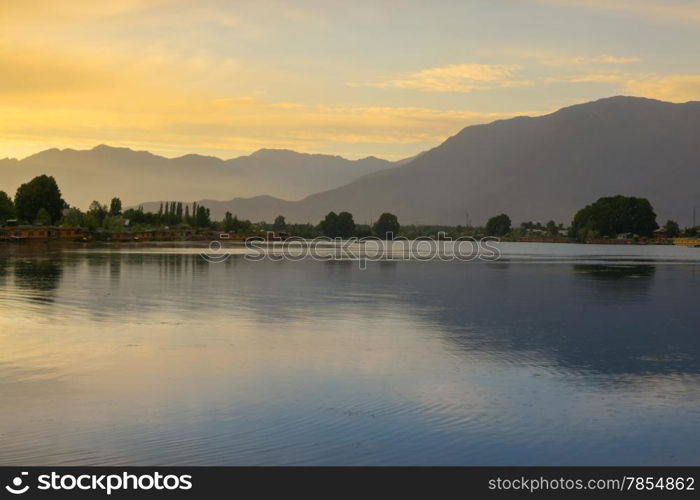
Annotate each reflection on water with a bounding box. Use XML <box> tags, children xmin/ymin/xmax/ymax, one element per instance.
<box><xmin>574</xmin><ymin>264</ymin><xmax>657</xmax><ymax>280</ymax></box>
<box><xmin>14</xmin><ymin>260</ymin><xmax>63</xmax><ymax>295</ymax></box>
<box><xmin>0</xmin><ymin>243</ymin><xmax>699</xmax><ymax>465</ymax></box>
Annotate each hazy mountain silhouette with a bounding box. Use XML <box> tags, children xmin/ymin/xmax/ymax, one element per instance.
<box><xmin>0</xmin><ymin>145</ymin><xmax>394</xmax><ymax>208</ymax></box>
<box><xmin>167</xmin><ymin>96</ymin><xmax>700</xmax><ymax>225</ymax></box>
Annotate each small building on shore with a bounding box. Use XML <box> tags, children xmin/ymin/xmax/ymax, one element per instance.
<box><xmin>653</xmin><ymin>227</ymin><xmax>668</xmax><ymax>239</ymax></box>
<box><xmin>110</xmin><ymin>229</ymin><xmax>204</xmax><ymax>241</ymax></box>
<box><xmin>0</xmin><ymin>225</ymin><xmax>88</xmax><ymax>241</ymax></box>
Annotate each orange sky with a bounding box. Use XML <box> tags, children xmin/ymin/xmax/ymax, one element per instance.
<box><xmin>1</xmin><ymin>0</ymin><xmax>699</xmax><ymax>160</ymax></box>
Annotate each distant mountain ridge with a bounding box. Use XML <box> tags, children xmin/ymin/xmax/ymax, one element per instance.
<box><xmin>147</xmin><ymin>96</ymin><xmax>700</xmax><ymax>226</ymax></box>
<box><xmin>0</xmin><ymin>145</ymin><xmax>395</xmax><ymax>209</ymax></box>
<box><xmin>5</xmin><ymin>96</ymin><xmax>700</xmax><ymax>226</ymax></box>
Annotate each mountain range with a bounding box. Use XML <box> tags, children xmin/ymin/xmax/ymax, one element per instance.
<box><xmin>3</xmin><ymin>96</ymin><xmax>700</xmax><ymax>226</ymax></box>
<box><xmin>141</xmin><ymin>96</ymin><xmax>699</xmax><ymax>226</ymax></box>
<box><xmin>0</xmin><ymin>146</ymin><xmax>394</xmax><ymax>209</ymax></box>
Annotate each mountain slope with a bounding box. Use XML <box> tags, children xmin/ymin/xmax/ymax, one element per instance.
<box><xmin>188</xmin><ymin>96</ymin><xmax>700</xmax><ymax>225</ymax></box>
<box><xmin>0</xmin><ymin>145</ymin><xmax>394</xmax><ymax>209</ymax></box>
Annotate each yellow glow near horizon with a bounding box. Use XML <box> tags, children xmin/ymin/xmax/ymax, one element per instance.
<box><xmin>1</xmin><ymin>0</ymin><xmax>700</xmax><ymax>160</ymax></box>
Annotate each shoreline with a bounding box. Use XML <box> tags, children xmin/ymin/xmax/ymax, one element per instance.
<box><xmin>1</xmin><ymin>238</ymin><xmax>698</xmax><ymax>248</ymax></box>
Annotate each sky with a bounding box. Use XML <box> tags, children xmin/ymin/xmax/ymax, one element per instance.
<box><xmin>1</xmin><ymin>0</ymin><xmax>700</xmax><ymax>161</ymax></box>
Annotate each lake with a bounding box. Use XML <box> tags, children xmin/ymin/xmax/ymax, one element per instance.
<box><xmin>1</xmin><ymin>242</ymin><xmax>699</xmax><ymax>465</ymax></box>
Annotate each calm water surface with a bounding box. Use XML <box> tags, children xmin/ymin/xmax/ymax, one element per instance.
<box><xmin>1</xmin><ymin>242</ymin><xmax>699</xmax><ymax>465</ymax></box>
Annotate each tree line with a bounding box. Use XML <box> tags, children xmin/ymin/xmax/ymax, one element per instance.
<box><xmin>0</xmin><ymin>175</ymin><xmax>65</xmax><ymax>225</ymax></box>
<box><xmin>0</xmin><ymin>174</ymin><xmax>403</xmax><ymax>239</ymax></box>
<box><xmin>484</xmin><ymin>195</ymin><xmax>691</xmax><ymax>240</ymax></box>
<box><xmin>1</xmin><ymin>175</ymin><xmax>696</xmax><ymax>240</ymax></box>
<box><xmin>264</xmin><ymin>212</ymin><xmax>400</xmax><ymax>239</ymax></box>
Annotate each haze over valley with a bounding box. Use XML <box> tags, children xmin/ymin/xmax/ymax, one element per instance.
<box><xmin>0</xmin><ymin>146</ymin><xmax>393</xmax><ymax>210</ymax></box>
<box><xmin>129</xmin><ymin>96</ymin><xmax>700</xmax><ymax>226</ymax></box>
<box><xmin>4</xmin><ymin>96</ymin><xmax>700</xmax><ymax>227</ymax></box>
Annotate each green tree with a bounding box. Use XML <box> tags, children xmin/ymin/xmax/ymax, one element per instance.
<box><xmin>103</xmin><ymin>215</ymin><xmax>126</xmax><ymax>231</ymax></box>
<box><xmin>0</xmin><ymin>190</ymin><xmax>15</xmax><ymax>222</ymax></box>
<box><xmin>485</xmin><ymin>213</ymin><xmax>512</xmax><ymax>237</ymax></box>
<box><xmin>320</xmin><ymin>211</ymin><xmax>339</xmax><ymax>237</ymax></box>
<box><xmin>223</xmin><ymin>211</ymin><xmax>235</xmax><ymax>232</ymax></box>
<box><xmin>546</xmin><ymin>220</ymin><xmax>559</xmax><ymax>236</ymax></box>
<box><xmin>373</xmin><ymin>212</ymin><xmax>400</xmax><ymax>239</ymax></box>
<box><xmin>287</xmin><ymin>223</ymin><xmax>317</xmax><ymax>238</ymax></box>
<box><xmin>176</xmin><ymin>202</ymin><xmax>183</xmax><ymax>223</ymax></box>
<box><xmin>88</xmin><ymin>201</ymin><xmax>108</xmax><ymax>227</ymax></box>
<box><xmin>195</xmin><ymin>205</ymin><xmax>211</xmax><ymax>227</ymax></box>
<box><xmin>320</xmin><ymin>211</ymin><xmax>355</xmax><ymax>238</ymax></box>
<box><xmin>221</xmin><ymin>212</ymin><xmax>251</xmax><ymax>234</ymax></box>
<box><xmin>34</xmin><ymin>208</ymin><xmax>52</xmax><ymax>226</ymax></box>
<box><xmin>336</xmin><ymin>211</ymin><xmax>355</xmax><ymax>238</ymax></box>
<box><xmin>14</xmin><ymin>175</ymin><xmax>66</xmax><ymax>224</ymax></box>
<box><xmin>109</xmin><ymin>197</ymin><xmax>122</xmax><ymax>216</ymax></box>
<box><xmin>273</xmin><ymin>215</ymin><xmax>287</xmax><ymax>231</ymax></box>
<box><xmin>235</xmin><ymin>217</ymin><xmax>252</xmax><ymax>234</ymax></box>
<box><xmin>571</xmin><ymin>195</ymin><xmax>658</xmax><ymax>239</ymax></box>
<box><xmin>665</xmin><ymin>219</ymin><xmax>681</xmax><ymax>238</ymax></box>
<box><xmin>61</xmin><ymin>207</ymin><xmax>86</xmax><ymax>227</ymax></box>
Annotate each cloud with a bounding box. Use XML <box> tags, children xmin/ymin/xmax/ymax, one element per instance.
<box><xmin>0</xmin><ymin>48</ymin><xmax>541</xmax><ymax>159</ymax></box>
<box><xmin>593</xmin><ymin>55</ymin><xmax>640</xmax><ymax>64</ymax></box>
<box><xmin>624</xmin><ymin>74</ymin><xmax>700</xmax><ymax>102</ymax></box>
<box><xmin>0</xmin><ymin>0</ymin><xmax>168</xmax><ymax>24</ymax></box>
<box><xmin>544</xmin><ymin>71</ymin><xmax>700</xmax><ymax>102</ymax></box>
<box><xmin>546</xmin><ymin>73</ymin><xmax>626</xmax><ymax>84</ymax></box>
<box><xmin>548</xmin><ymin>54</ymin><xmax>640</xmax><ymax>67</ymax></box>
<box><xmin>512</xmin><ymin>51</ymin><xmax>639</xmax><ymax>87</ymax></box>
<box><xmin>354</xmin><ymin>63</ymin><xmax>530</xmax><ymax>93</ymax></box>
<box><xmin>25</xmin><ymin>98</ymin><xmax>533</xmax><ymax>147</ymax></box>
<box><xmin>543</xmin><ymin>70</ymin><xmax>700</xmax><ymax>103</ymax></box>
<box><xmin>0</xmin><ymin>101</ymin><xmax>536</xmax><ymax>161</ymax></box>
<box><xmin>1</xmin><ymin>32</ymin><xmax>546</xmax><ymax>159</ymax></box>
<box><xmin>3</xmin><ymin>0</ymin><xmax>692</xmax><ymax>161</ymax></box>
<box><xmin>512</xmin><ymin>50</ymin><xmax>641</xmax><ymax>68</ymax></box>
<box><xmin>0</xmin><ymin>44</ymin><xmax>113</xmax><ymax>96</ymax></box>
